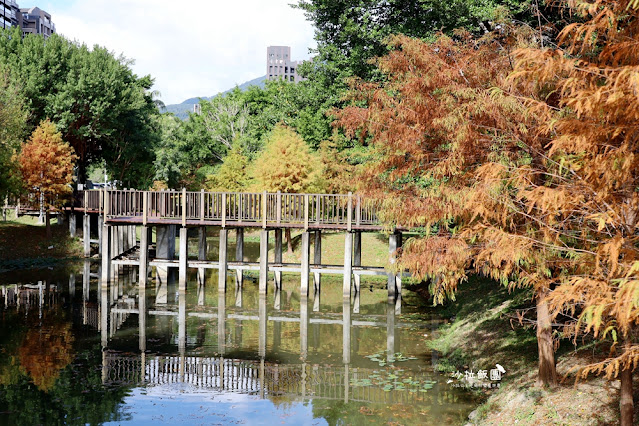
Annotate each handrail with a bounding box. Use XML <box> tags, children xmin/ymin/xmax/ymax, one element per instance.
<box><xmin>75</xmin><ymin>189</ymin><xmax>381</xmax><ymax>228</ymax></box>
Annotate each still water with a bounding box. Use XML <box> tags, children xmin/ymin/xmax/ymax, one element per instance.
<box><xmin>0</xmin><ymin>261</ymin><xmax>477</xmax><ymax>425</ymax></box>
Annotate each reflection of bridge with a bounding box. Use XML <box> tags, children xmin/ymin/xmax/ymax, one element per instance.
<box><xmin>57</xmin><ymin>189</ymin><xmax>408</xmax><ymax>300</ymax></box>
<box><xmin>102</xmin><ymin>353</ymin><xmax>449</xmax><ymax>406</ymax></box>
<box><xmin>1</xmin><ymin>262</ymin><xmax>101</xmax><ymax>329</ymax></box>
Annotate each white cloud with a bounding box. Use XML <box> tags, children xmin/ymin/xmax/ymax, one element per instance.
<box><xmin>51</xmin><ymin>0</ymin><xmax>316</xmax><ymax>104</ymax></box>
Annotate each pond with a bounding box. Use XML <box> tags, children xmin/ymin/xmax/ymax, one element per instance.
<box><xmin>0</xmin><ymin>261</ymin><xmax>478</xmax><ymax>425</ymax></box>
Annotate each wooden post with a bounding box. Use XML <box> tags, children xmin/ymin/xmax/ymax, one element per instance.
<box><xmin>200</xmin><ymin>189</ymin><xmax>205</xmax><ymax>223</ymax></box>
<box><xmin>313</xmin><ymin>230</ymin><xmax>321</xmax><ymax>292</ymax></box>
<box><xmin>235</xmin><ymin>228</ymin><xmax>244</xmax><ymax>288</ymax></box>
<box><xmin>274</xmin><ymin>229</ymin><xmax>282</xmax><ymax>288</ymax></box>
<box><xmin>343</xmin><ymin>232</ymin><xmax>353</xmax><ymax>298</ymax></box>
<box><xmin>301</xmin><ymin>232</ymin><xmax>310</xmax><ymax>297</ymax></box>
<box><xmin>276</xmin><ymin>191</ymin><xmax>282</xmax><ymax>224</ymax></box>
<box><xmin>304</xmin><ymin>195</ymin><xmax>309</xmax><ymax>230</ymax></box>
<box><xmin>221</xmin><ymin>193</ymin><xmax>227</xmax><ymax>228</ymax></box>
<box><xmin>139</xmin><ymin>226</ymin><xmax>149</xmax><ymax>288</ymax></box>
<box><xmin>259</xmin><ymin>229</ymin><xmax>269</xmax><ymax>294</ymax></box>
<box><xmin>353</xmin><ymin>232</ymin><xmax>362</xmax><ymax>293</ymax></box>
<box><xmin>103</xmin><ymin>189</ymin><xmax>109</xmax><ymax>221</ymax></box>
<box><xmin>143</xmin><ymin>191</ymin><xmax>148</xmax><ymax>226</ymax></box>
<box><xmin>181</xmin><ymin>188</ymin><xmax>187</xmax><ymax>227</ymax></box>
<box><xmin>347</xmin><ymin>192</ymin><xmax>353</xmax><ymax>232</ymax></box>
<box><xmin>262</xmin><ymin>191</ymin><xmax>267</xmax><ymax>229</ymax></box>
<box><xmin>218</xmin><ymin>228</ymin><xmax>228</xmax><ymax>291</ymax></box>
<box><xmin>356</xmin><ymin>194</ymin><xmax>361</xmax><ymax>226</ymax></box>
<box><xmin>179</xmin><ymin>227</ymin><xmax>188</xmax><ymax>292</ymax></box>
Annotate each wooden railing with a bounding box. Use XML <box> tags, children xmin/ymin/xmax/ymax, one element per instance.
<box><xmin>76</xmin><ymin>189</ymin><xmax>381</xmax><ymax>228</ymax></box>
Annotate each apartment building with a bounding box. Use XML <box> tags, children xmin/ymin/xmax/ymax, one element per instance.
<box><xmin>266</xmin><ymin>46</ymin><xmax>304</xmax><ymax>83</ymax></box>
<box><xmin>0</xmin><ymin>0</ymin><xmax>20</xmax><ymax>30</ymax></box>
<box><xmin>20</xmin><ymin>6</ymin><xmax>55</xmax><ymax>38</ymax></box>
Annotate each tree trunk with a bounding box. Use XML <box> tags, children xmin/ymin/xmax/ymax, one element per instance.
<box><xmin>285</xmin><ymin>228</ymin><xmax>293</xmax><ymax>256</ymax></box>
<box><xmin>536</xmin><ymin>290</ymin><xmax>558</xmax><ymax>387</ymax></box>
<box><xmin>620</xmin><ymin>340</ymin><xmax>634</xmax><ymax>426</ymax></box>
<box><xmin>45</xmin><ymin>210</ymin><xmax>52</xmax><ymax>239</ymax></box>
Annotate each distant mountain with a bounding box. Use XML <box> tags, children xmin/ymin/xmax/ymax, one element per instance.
<box><xmin>164</xmin><ymin>75</ymin><xmax>267</xmax><ymax>120</ymax></box>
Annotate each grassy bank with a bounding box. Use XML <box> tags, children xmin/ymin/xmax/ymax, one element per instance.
<box><xmin>0</xmin><ymin>212</ymin><xmax>82</xmax><ymax>271</ymax></box>
<box><xmin>420</xmin><ymin>277</ymin><xmax>624</xmax><ymax>425</ymax></box>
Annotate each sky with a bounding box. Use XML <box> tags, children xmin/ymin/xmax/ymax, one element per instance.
<box><xmin>37</xmin><ymin>0</ymin><xmax>317</xmax><ymax>105</ymax></box>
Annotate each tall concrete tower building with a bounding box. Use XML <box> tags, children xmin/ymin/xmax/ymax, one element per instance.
<box><xmin>266</xmin><ymin>46</ymin><xmax>303</xmax><ymax>83</ymax></box>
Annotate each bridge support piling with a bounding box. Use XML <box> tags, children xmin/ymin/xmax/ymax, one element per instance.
<box><xmin>218</xmin><ymin>292</ymin><xmax>226</xmax><ymax>355</ymax></box>
<box><xmin>83</xmin><ymin>214</ymin><xmax>91</xmax><ymax>257</ymax></box>
<box><xmin>235</xmin><ymin>228</ymin><xmax>244</xmax><ymax>288</ymax></box>
<box><xmin>353</xmin><ymin>232</ymin><xmax>361</xmax><ymax>293</ymax></box>
<box><xmin>129</xmin><ymin>225</ymin><xmax>136</xmax><ymax>249</ymax></box>
<box><xmin>343</xmin><ymin>298</ymin><xmax>351</xmax><ymax>365</ymax></box>
<box><xmin>258</xmin><ymin>294</ymin><xmax>267</xmax><ymax>358</ymax></box>
<box><xmin>300</xmin><ymin>295</ymin><xmax>309</xmax><ymax>360</ymax></box>
<box><xmin>259</xmin><ymin>230</ymin><xmax>269</xmax><ymax>294</ymax></box>
<box><xmin>301</xmin><ymin>232</ymin><xmax>310</xmax><ymax>297</ymax></box>
<box><xmin>198</xmin><ymin>226</ymin><xmax>207</xmax><ymax>260</ymax></box>
<box><xmin>313</xmin><ymin>231</ymin><xmax>321</xmax><ymax>292</ymax></box>
<box><xmin>387</xmin><ymin>232</ymin><xmax>403</xmax><ymax>299</ymax></box>
<box><xmin>155</xmin><ymin>226</ymin><xmax>175</xmax><ymax>303</ymax></box>
<box><xmin>69</xmin><ymin>212</ymin><xmax>77</xmax><ymax>238</ymax></box>
<box><xmin>218</xmin><ymin>228</ymin><xmax>228</xmax><ymax>291</ymax></box>
<box><xmin>343</xmin><ymin>232</ymin><xmax>353</xmax><ymax>298</ymax></box>
<box><xmin>139</xmin><ymin>225</ymin><xmax>149</xmax><ymax>288</ymax></box>
<box><xmin>100</xmin><ymin>224</ymin><xmax>111</xmax><ymax>284</ymax></box>
<box><xmin>69</xmin><ymin>273</ymin><xmax>76</xmax><ymax>298</ymax></box>
<box><xmin>97</xmin><ymin>216</ymin><xmax>103</xmax><ymax>256</ymax></box>
<box><xmin>197</xmin><ymin>226</ymin><xmax>207</xmax><ymax>301</ymax></box>
<box><xmin>274</xmin><ymin>229</ymin><xmax>282</xmax><ymax>288</ymax></box>
<box><xmin>179</xmin><ymin>227</ymin><xmax>188</xmax><ymax>292</ymax></box>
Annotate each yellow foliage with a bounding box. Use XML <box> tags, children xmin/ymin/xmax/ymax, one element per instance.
<box><xmin>206</xmin><ymin>144</ymin><xmax>251</xmax><ymax>192</ymax></box>
<box><xmin>251</xmin><ymin>124</ymin><xmax>324</xmax><ymax>193</ymax></box>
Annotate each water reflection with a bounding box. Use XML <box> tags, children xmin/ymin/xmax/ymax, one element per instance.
<box><xmin>0</xmin><ymin>261</ymin><xmax>477</xmax><ymax>425</ymax></box>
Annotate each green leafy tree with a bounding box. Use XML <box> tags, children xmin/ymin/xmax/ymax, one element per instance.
<box><xmin>0</xmin><ymin>68</ymin><xmax>28</xmax><ymax>200</ymax></box>
<box><xmin>0</xmin><ymin>28</ymin><xmax>160</xmax><ymax>187</ymax></box>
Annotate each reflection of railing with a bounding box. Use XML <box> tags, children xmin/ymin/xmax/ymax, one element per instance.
<box><xmin>103</xmin><ymin>353</ymin><xmax>435</xmax><ymax>404</ymax></box>
<box><xmin>76</xmin><ymin>189</ymin><xmax>382</xmax><ymax>228</ymax></box>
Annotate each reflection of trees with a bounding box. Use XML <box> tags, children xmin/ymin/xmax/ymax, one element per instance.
<box><xmin>1</xmin><ymin>344</ymin><xmax>130</xmax><ymax>425</ymax></box>
<box><xmin>0</xmin><ymin>309</ymin><xmax>129</xmax><ymax>424</ymax></box>
<box><xmin>18</xmin><ymin>312</ymin><xmax>75</xmax><ymax>391</ymax></box>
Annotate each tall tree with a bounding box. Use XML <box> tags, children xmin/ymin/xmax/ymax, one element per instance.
<box><xmin>510</xmin><ymin>1</ymin><xmax>639</xmax><ymax>423</ymax></box>
<box><xmin>252</xmin><ymin>124</ymin><xmax>324</xmax><ymax>253</ymax></box>
<box><xmin>0</xmin><ymin>68</ymin><xmax>28</xmax><ymax>200</ymax></box>
<box><xmin>0</xmin><ymin>28</ymin><xmax>160</xmax><ymax>187</ymax></box>
<box><xmin>19</xmin><ymin>120</ymin><xmax>77</xmax><ymax>238</ymax></box>
<box><xmin>295</xmin><ymin>0</ymin><xmax>557</xmax><ymax>87</ymax></box>
<box><xmin>336</xmin><ymin>29</ymin><xmax>564</xmax><ymax>386</ymax></box>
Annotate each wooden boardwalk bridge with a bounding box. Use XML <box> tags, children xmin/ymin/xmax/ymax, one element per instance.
<box><xmin>16</xmin><ymin>189</ymin><xmax>409</xmax><ymax>299</ymax></box>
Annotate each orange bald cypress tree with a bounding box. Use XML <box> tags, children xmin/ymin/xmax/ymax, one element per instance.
<box><xmin>338</xmin><ymin>2</ymin><xmax>639</xmax><ymax>419</ymax></box>
<box><xmin>336</xmin><ymin>28</ymin><xmax>565</xmax><ymax>386</ymax></box>
<box><xmin>19</xmin><ymin>120</ymin><xmax>77</xmax><ymax>238</ymax></box>
<box><xmin>510</xmin><ymin>1</ymin><xmax>639</xmax><ymax>422</ymax></box>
